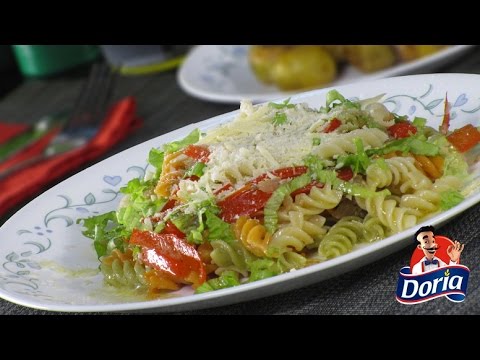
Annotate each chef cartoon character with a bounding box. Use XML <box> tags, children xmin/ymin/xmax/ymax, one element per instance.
<box><xmin>411</xmin><ymin>225</ymin><xmax>464</xmax><ymax>275</ymax></box>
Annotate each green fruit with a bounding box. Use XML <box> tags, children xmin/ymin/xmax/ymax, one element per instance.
<box><xmin>346</xmin><ymin>45</ymin><xmax>396</xmax><ymax>73</ymax></box>
<box><xmin>248</xmin><ymin>45</ymin><xmax>289</xmax><ymax>84</ymax></box>
<box><xmin>271</xmin><ymin>46</ymin><xmax>337</xmax><ymax>91</ymax></box>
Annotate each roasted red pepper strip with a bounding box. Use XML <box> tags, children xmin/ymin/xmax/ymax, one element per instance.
<box><xmin>214</xmin><ymin>183</ymin><xmax>233</xmax><ymax>195</ymax></box>
<box><xmin>447</xmin><ymin>124</ymin><xmax>480</xmax><ymax>153</ymax></box>
<box><xmin>336</xmin><ymin>166</ymin><xmax>354</xmax><ymax>181</ymax></box>
<box><xmin>250</xmin><ymin>166</ymin><xmax>308</xmax><ymax>184</ymax></box>
<box><xmin>214</xmin><ymin>166</ymin><xmax>308</xmax><ymax>196</ymax></box>
<box><xmin>387</xmin><ymin>122</ymin><xmax>417</xmax><ymax>139</ymax></box>
<box><xmin>323</xmin><ymin>118</ymin><xmax>342</xmax><ymax>133</ymax></box>
<box><xmin>130</xmin><ymin>229</ymin><xmax>206</xmax><ymax>287</ymax></box>
<box><xmin>162</xmin><ymin>198</ymin><xmax>177</xmax><ymax>212</ymax></box>
<box><xmin>218</xmin><ymin>166</ymin><xmax>308</xmax><ymax>222</ymax></box>
<box><xmin>183</xmin><ymin>144</ymin><xmax>210</xmax><ymax>163</ymax></box>
<box><xmin>218</xmin><ymin>184</ymin><xmax>272</xmax><ymax>223</ymax></box>
<box><xmin>440</xmin><ymin>94</ymin><xmax>450</xmax><ymax>135</ymax></box>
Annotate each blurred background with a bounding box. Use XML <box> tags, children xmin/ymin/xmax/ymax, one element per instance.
<box><xmin>0</xmin><ymin>45</ymin><xmax>192</xmax><ymax>97</ymax></box>
<box><xmin>247</xmin><ymin>45</ymin><xmax>450</xmax><ymax>90</ymax></box>
<box><xmin>0</xmin><ymin>45</ymin><xmax>470</xmax><ymax>99</ymax></box>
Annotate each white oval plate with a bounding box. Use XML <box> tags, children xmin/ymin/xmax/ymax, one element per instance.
<box><xmin>178</xmin><ymin>45</ymin><xmax>475</xmax><ymax>104</ymax></box>
<box><xmin>1</xmin><ymin>74</ymin><xmax>480</xmax><ymax>313</ymax></box>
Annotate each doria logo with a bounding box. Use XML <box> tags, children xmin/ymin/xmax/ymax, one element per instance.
<box><xmin>396</xmin><ymin>226</ymin><xmax>470</xmax><ymax>304</ymax></box>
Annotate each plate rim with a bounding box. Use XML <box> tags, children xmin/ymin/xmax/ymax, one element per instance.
<box><xmin>178</xmin><ymin>45</ymin><xmax>476</xmax><ymax>104</ymax></box>
<box><xmin>2</xmin><ymin>72</ymin><xmax>480</xmax><ymax>312</ymax></box>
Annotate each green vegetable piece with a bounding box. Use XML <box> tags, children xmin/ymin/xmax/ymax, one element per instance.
<box><xmin>269</xmin><ymin>97</ymin><xmax>295</xmax><ymax>109</ymax></box>
<box><xmin>194</xmin><ymin>270</ymin><xmax>241</xmax><ymax>293</ymax></box>
<box><xmin>185</xmin><ymin>162</ymin><xmax>206</xmax><ymax>178</ymax></box>
<box><xmin>264</xmin><ymin>173</ymin><xmax>311</xmax><ymax>234</ymax></box>
<box><xmin>248</xmin><ymin>259</ymin><xmax>280</xmax><ymax>282</ymax></box>
<box><xmin>148</xmin><ymin>148</ymin><xmax>164</xmax><ymax>169</ymax></box>
<box><xmin>336</xmin><ymin>138</ymin><xmax>371</xmax><ymax>174</ymax></box>
<box><xmin>205</xmin><ymin>210</ymin><xmax>236</xmax><ymax>243</ymax></box>
<box><xmin>77</xmin><ymin>211</ymin><xmax>129</xmax><ymax>258</ymax></box>
<box><xmin>440</xmin><ymin>190</ymin><xmax>464</xmax><ymax>210</ymax></box>
<box><xmin>367</xmin><ymin>134</ymin><xmax>440</xmax><ymax>157</ymax></box>
<box><xmin>163</xmin><ymin>128</ymin><xmax>200</xmax><ymax>154</ymax></box>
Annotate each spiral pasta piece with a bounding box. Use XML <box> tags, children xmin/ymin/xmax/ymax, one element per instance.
<box><xmin>268</xmin><ymin>211</ymin><xmax>327</xmax><ymax>257</ymax></box>
<box><xmin>210</xmin><ymin>239</ymin><xmax>256</xmax><ymax>277</ymax></box>
<box><xmin>319</xmin><ymin>216</ymin><xmax>364</xmax><ymax>259</ymax></box>
<box><xmin>313</xmin><ymin>128</ymin><xmax>388</xmax><ymax>159</ymax></box>
<box><xmin>366</xmin><ymin>156</ymin><xmax>432</xmax><ymax>193</ymax></box>
<box><xmin>234</xmin><ymin>216</ymin><xmax>271</xmax><ymax>257</ymax></box>
<box><xmin>400</xmin><ymin>189</ymin><xmax>441</xmax><ymax>218</ymax></box>
<box><xmin>362</xmin><ymin>215</ymin><xmax>390</xmax><ymax>243</ymax></box>
<box><xmin>155</xmin><ymin>151</ymin><xmax>189</xmax><ymax>197</ymax></box>
<box><xmin>100</xmin><ymin>249</ymin><xmax>179</xmax><ymax>291</ymax></box>
<box><xmin>277</xmin><ymin>252</ymin><xmax>307</xmax><ymax>272</ymax></box>
<box><xmin>281</xmin><ymin>184</ymin><xmax>342</xmax><ymax>216</ymax></box>
<box><xmin>358</xmin><ymin>195</ymin><xmax>417</xmax><ymax>233</ymax></box>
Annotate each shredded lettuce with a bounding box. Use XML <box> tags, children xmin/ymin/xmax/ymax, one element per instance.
<box><xmin>269</xmin><ymin>97</ymin><xmax>295</xmax><ymax>109</ymax></box>
<box><xmin>248</xmin><ymin>259</ymin><xmax>280</xmax><ymax>282</ymax></box>
<box><xmin>336</xmin><ymin>138</ymin><xmax>370</xmax><ymax>174</ymax></box>
<box><xmin>305</xmin><ymin>156</ymin><xmax>390</xmax><ymax>199</ymax></box>
<box><xmin>303</xmin><ymin>154</ymin><xmax>327</xmax><ymax>173</ymax></box>
<box><xmin>163</xmin><ymin>128</ymin><xmax>200</xmax><ymax>154</ymax></box>
<box><xmin>77</xmin><ymin>211</ymin><xmax>129</xmax><ymax>258</ymax></box>
<box><xmin>312</xmin><ymin>138</ymin><xmax>321</xmax><ymax>146</ymax></box>
<box><xmin>264</xmin><ymin>173</ymin><xmax>312</xmax><ymax>234</ymax></box>
<box><xmin>194</xmin><ymin>270</ymin><xmax>241</xmax><ymax>293</ymax></box>
<box><xmin>440</xmin><ymin>190</ymin><xmax>464</xmax><ymax>210</ymax></box>
<box><xmin>148</xmin><ymin>148</ymin><xmax>164</xmax><ymax>169</ymax></box>
<box><xmin>170</xmin><ymin>212</ymin><xmax>197</xmax><ymax>235</ymax></box>
<box><xmin>186</xmin><ymin>209</ymin><xmax>206</xmax><ymax>244</ymax></box>
<box><xmin>326</xmin><ymin>89</ymin><xmax>346</xmax><ymax>107</ymax></box>
<box><xmin>412</xmin><ymin>117</ymin><xmax>427</xmax><ymax>131</ymax></box>
<box><xmin>367</xmin><ymin>134</ymin><xmax>440</xmax><ymax>157</ymax></box>
<box><xmin>205</xmin><ymin>210</ymin><xmax>235</xmax><ymax>242</ymax></box>
<box><xmin>444</xmin><ymin>149</ymin><xmax>469</xmax><ymax>178</ymax></box>
<box><xmin>117</xmin><ymin>178</ymin><xmax>166</xmax><ymax>231</ymax></box>
<box><xmin>167</xmin><ymin>211</ymin><xmax>203</xmax><ymax>242</ymax></box>
<box><xmin>148</xmin><ymin>148</ymin><xmax>165</xmax><ymax>179</ymax></box>
<box><xmin>169</xmin><ymin>200</ymin><xmax>234</xmax><ymax>244</ymax></box>
<box><xmin>184</xmin><ymin>162</ymin><xmax>206</xmax><ymax>178</ymax></box>
<box><xmin>147</xmin><ymin>129</ymin><xmax>201</xmax><ymax>179</ymax></box>
<box><xmin>326</xmin><ymin>89</ymin><xmax>360</xmax><ymax>110</ymax></box>
<box><xmin>272</xmin><ymin>112</ymin><xmax>288</xmax><ymax>125</ymax></box>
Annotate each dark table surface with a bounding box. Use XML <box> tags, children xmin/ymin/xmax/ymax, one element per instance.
<box><xmin>2</xmin><ymin>47</ymin><xmax>480</xmax><ymax>315</ymax></box>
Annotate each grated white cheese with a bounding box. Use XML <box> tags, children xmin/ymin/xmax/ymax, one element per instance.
<box><xmin>194</xmin><ymin>101</ymin><xmax>328</xmax><ymax>196</ymax></box>
<box><xmin>181</xmin><ymin>99</ymin><xmax>385</xmax><ymax>202</ymax></box>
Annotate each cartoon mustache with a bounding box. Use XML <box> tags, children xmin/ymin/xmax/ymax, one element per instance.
<box><xmin>423</xmin><ymin>246</ymin><xmax>439</xmax><ymax>253</ymax></box>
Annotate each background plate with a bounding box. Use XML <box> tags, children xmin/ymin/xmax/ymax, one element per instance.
<box><xmin>178</xmin><ymin>45</ymin><xmax>475</xmax><ymax>103</ymax></box>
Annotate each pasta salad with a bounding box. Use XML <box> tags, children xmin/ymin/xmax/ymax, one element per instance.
<box><xmin>79</xmin><ymin>90</ymin><xmax>480</xmax><ymax>296</ymax></box>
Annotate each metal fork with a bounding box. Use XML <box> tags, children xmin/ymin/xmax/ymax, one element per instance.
<box><xmin>0</xmin><ymin>63</ymin><xmax>117</xmax><ymax>180</ymax></box>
